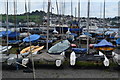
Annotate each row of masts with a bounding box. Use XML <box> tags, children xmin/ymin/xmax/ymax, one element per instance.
<box><xmin>5</xmin><ymin>0</ymin><xmax>107</xmax><ymax>80</ymax></box>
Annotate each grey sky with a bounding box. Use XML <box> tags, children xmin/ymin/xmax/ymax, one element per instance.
<box><xmin>0</xmin><ymin>0</ymin><xmax>119</xmax><ymax>18</ymax></box>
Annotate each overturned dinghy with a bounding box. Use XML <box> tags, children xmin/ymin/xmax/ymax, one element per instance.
<box><xmin>23</xmin><ymin>52</ymin><xmax>65</xmax><ymax>67</ymax></box>
<box><xmin>48</xmin><ymin>40</ymin><xmax>70</xmax><ymax>54</ymax></box>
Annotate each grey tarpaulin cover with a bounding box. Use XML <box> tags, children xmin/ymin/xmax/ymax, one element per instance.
<box><xmin>27</xmin><ymin>53</ymin><xmax>65</xmax><ymax>62</ymax></box>
<box><xmin>48</xmin><ymin>40</ymin><xmax>70</xmax><ymax>53</ymax></box>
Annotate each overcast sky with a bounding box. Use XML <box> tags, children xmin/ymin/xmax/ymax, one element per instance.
<box><xmin>0</xmin><ymin>0</ymin><xmax>120</xmax><ymax>18</ymax></box>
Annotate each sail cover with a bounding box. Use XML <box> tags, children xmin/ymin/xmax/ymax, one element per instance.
<box><xmin>48</xmin><ymin>40</ymin><xmax>70</xmax><ymax>53</ymax></box>
<box><xmin>23</xmin><ymin>34</ymin><xmax>40</xmax><ymax>42</ymax></box>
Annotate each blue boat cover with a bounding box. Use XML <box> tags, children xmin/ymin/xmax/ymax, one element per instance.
<box><xmin>0</xmin><ymin>31</ymin><xmax>12</xmax><ymax>37</ymax></box>
<box><xmin>116</xmin><ymin>38</ymin><xmax>120</xmax><ymax>45</ymax></box>
<box><xmin>23</xmin><ymin>34</ymin><xmax>40</xmax><ymax>42</ymax></box>
<box><xmin>70</xmin><ymin>28</ymin><xmax>81</xmax><ymax>32</ymax></box>
<box><xmin>96</xmin><ymin>35</ymin><xmax>104</xmax><ymax>38</ymax></box>
<box><xmin>72</xmin><ymin>48</ymin><xmax>87</xmax><ymax>53</ymax></box>
<box><xmin>109</xmin><ymin>36</ymin><xmax>115</xmax><ymax>39</ymax></box>
<box><xmin>8</xmin><ymin>32</ymin><xmax>20</xmax><ymax>38</ymax></box>
<box><xmin>40</xmin><ymin>35</ymin><xmax>47</xmax><ymax>39</ymax></box>
<box><xmin>94</xmin><ymin>39</ymin><xmax>114</xmax><ymax>47</ymax></box>
<box><xmin>8</xmin><ymin>40</ymin><xmax>22</xmax><ymax>44</ymax></box>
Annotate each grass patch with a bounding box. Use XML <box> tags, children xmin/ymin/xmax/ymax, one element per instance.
<box><xmin>76</xmin><ymin>61</ymin><xmax>103</xmax><ymax>67</ymax></box>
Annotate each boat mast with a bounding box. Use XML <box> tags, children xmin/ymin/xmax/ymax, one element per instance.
<box><xmin>56</xmin><ymin>0</ymin><xmax>59</xmax><ymax>15</ymax></box>
<box><xmin>78</xmin><ymin>0</ymin><xmax>81</xmax><ymax>47</ymax></box>
<box><xmin>14</xmin><ymin>0</ymin><xmax>19</xmax><ymax>67</ymax></box>
<box><xmin>25</xmin><ymin>0</ymin><xmax>36</xmax><ymax>79</ymax></box>
<box><xmin>78</xmin><ymin>0</ymin><xmax>80</xmax><ymax>19</ymax></box>
<box><xmin>100</xmin><ymin>2</ymin><xmax>102</xmax><ymax>19</ymax></box>
<box><xmin>71</xmin><ymin>0</ymin><xmax>73</xmax><ymax>18</ymax></box>
<box><xmin>43</xmin><ymin>0</ymin><xmax>45</xmax><ymax>11</ymax></box>
<box><xmin>6</xmin><ymin>0</ymin><xmax>9</xmax><ymax>55</ymax></box>
<box><xmin>46</xmin><ymin>0</ymin><xmax>51</xmax><ymax>51</ymax></box>
<box><xmin>103</xmin><ymin>0</ymin><xmax>105</xmax><ymax>35</ymax></box>
<box><xmin>56</xmin><ymin>0</ymin><xmax>60</xmax><ymax>33</ymax></box>
<box><xmin>70</xmin><ymin>0</ymin><xmax>73</xmax><ymax>31</ymax></box>
<box><xmin>75</xmin><ymin>7</ymin><xmax>77</xmax><ymax>19</ymax></box>
<box><xmin>58</xmin><ymin>1</ymin><xmax>61</xmax><ymax>34</ymax></box>
<box><xmin>87</xmin><ymin>0</ymin><xmax>90</xmax><ymax>54</ymax></box>
<box><xmin>28</xmin><ymin>0</ymin><xmax>36</xmax><ymax>79</ymax></box>
<box><xmin>118</xmin><ymin>2</ymin><xmax>120</xmax><ymax>37</ymax></box>
<box><xmin>62</xmin><ymin>0</ymin><xmax>65</xmax><ymax>35</ymax></box>
<box><xmin>14</xmin><ymin>0</ymin><xmax>18</xmax><ymax>40</ymax></box>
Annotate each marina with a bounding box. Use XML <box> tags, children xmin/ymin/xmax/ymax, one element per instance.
<box><xmin>0</xmin><ymin>0</ymin><xmax>120</xmax><ymax>79</ymax></box>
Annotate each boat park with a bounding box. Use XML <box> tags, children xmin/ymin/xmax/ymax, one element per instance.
<box><xmin>0</xmin><ymin>0</ymin><xmax>120</xmax><ymax>79</ymax></box>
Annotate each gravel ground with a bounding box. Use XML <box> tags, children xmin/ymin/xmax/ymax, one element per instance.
<box><xmin>1</xmin><ymin>63</ymin><xmax>120</xmax><ymax>79</ymax></box>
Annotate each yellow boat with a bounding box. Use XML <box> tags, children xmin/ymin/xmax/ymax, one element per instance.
<box><xmin>20</xmin><ymin>46</ymin><xmax>44</xmax><ymax>55</ymax></box>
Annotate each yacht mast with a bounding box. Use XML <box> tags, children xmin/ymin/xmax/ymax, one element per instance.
<box><xmin>78</xmin><ymin>0</ymin><xmax>81</xmax><ymax>47</ymax></box>
<box><xmin>25</xmin><ymin>0</ymin><xmax>36</xmax><ymax>79</ymax></box>
<box><xmin>103</xmin><ymin>0</ymin><xmax>106</xmax><ymax>35</ymax></box>
<box><xmin>75</xmin><ymin>7</ymin><xmax>77</xmax><ymax>19</ymax></box>
<box><xmin>56</xmin><ymin>0</ymin><xmax>59</xmax><ymax>15</ymax></box>
<box><xmin>78</xmin><ymin>0</ymin><xmax>80</xmax><ymax>19</ymax></box>
<box><xmin>46</xmin><ymin>0</ymin><xmax>51</xmax><ymax>51</ymax></box>
<box><xmin>28</xmin><ymin>0</ymin><xmax>36</xmax><ymax>79</ymax></box>
<box><xmin>6</xmin><ymin>0</ymin><xmax>9</xmax><ymax>55</ymax></box>
<box><xmin>14</xmin><ymin>0</ymin><xmax>17</xmax><ymax>40</ymax></box>
<box><xmin>71</xmin><ymin>0</ymin><xmax>73</xmax><ymax>17</ymax></box>
<box><xmin>87</xmin><ymin>0</ymin><xmax>90</xmax><ymax>54</ymax></box>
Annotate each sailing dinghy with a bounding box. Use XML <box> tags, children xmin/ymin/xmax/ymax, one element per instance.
<box><xmin>22</xmin><ymin>52</ymin><xmax>65</xmax><ymax>67</ymax></box>
<box><xmin>94</xmin><ymin>39</ymin><xmax>115</xmax><ymax>52</ymax></box>
<box><xmin>48</xmin><ymin>40</ymin><xmax>70</xmax><ymax>54</ymax></box>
